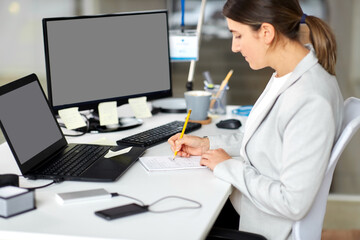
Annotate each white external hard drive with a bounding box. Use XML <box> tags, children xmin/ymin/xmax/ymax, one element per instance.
<box><xmin>56</xmin><ymin>188</ymin><xmax>111</xmax><ymax>205</ymax></box>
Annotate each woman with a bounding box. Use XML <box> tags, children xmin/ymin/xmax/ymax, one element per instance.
<box><xmin>168</xmin><ymin>0</ymin><xmax>344</xmax><ymax>239</ymax></box>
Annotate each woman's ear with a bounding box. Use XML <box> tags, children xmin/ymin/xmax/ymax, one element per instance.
<box><xmin>259</xmin><ymin>23</ymin><xmax>275</xmax><ymax>45</ymax></box>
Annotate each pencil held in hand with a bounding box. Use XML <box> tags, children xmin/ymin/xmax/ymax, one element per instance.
<box><xmin>173</xmin><ymin>109</ymin><xmax>192</xmax><ymax>160</ymax></box>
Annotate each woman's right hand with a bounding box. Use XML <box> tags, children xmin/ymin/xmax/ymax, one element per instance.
<box><xmin>168</xmin><ymin>133</ymin><xmax>210</xmax><ymax>158</ymax></box>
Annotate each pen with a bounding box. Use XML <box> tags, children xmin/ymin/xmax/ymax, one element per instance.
<box><xmin>209</xmin><ymin>69</ymin><xmax>233</xmax><ymax>109</ymax></box>
<box><xmin>173</xmin><ymin>109</ymin><xmax>192</xmax><ymax>160</ymax></box>
<box><xmin>203</xmin><ymin>71</ymin><xmax>214</xmax><ymax>84</ymax></box>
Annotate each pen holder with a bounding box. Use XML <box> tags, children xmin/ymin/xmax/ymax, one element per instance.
<box><xmin>205</xmin><ymin>85</ymin><xmax>229</xmax><ymax>115</ymax></box>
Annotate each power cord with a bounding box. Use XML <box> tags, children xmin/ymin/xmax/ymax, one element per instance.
<box><xmin>19</xmin><ymin>175</ymin><xmax>64</xmax><ymax>190</ymax></box>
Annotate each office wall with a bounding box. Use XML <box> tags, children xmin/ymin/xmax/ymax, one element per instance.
<box><xmin>328</xmin><ymin>0</ymin><xmax>360</xmax><ymax>194</ymax></box>
<box><xmin>81</xmin><ymin>0</ymin><xmax>166</xmax><ymax>15</ymax></box>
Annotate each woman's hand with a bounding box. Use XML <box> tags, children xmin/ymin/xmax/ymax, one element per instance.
<box><xmin>200</xmin><ymin>148</ymin><xmax>231</xmax><ymax>171</ymax></box>
<box><xmin>168</xmin><ymin>133</ymin><xmax>210</xmax><ymax>157</ymax></box>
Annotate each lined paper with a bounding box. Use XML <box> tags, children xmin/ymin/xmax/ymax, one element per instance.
<box><xmin>139</xmin><ymin>156</ymin><xmax>206</xmax><ymax>171</ymax></box>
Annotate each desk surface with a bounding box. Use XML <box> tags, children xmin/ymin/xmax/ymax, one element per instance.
<box><xmin>0</xmin><ymin>106</ymin><xmax>245</xmax><ymax>240</ymax></box>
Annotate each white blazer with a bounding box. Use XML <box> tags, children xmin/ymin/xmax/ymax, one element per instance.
<box><xmin>209</xmin><ymin>47</ymin><xmax>344</xmax><ymax>240</ymax></box>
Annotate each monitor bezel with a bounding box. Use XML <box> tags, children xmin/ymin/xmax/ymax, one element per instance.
<box><xmin>42</xmin><ymin>10</ymin><xmax>173</xmax><ymax>113</ymax></box>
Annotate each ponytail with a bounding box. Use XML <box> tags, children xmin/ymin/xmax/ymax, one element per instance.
<box><xmin>304</xmin><ymin>15</ymin><xmax>337</xmax><ymax>75</ymax></box>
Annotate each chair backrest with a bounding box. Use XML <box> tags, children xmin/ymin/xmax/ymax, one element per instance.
<box><xmin>292</xmin><ymin>97</ymin><xmax>360</xmax><ymax>240</ymax></box>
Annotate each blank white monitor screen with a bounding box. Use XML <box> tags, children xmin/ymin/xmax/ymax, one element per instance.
<box><xmin>43</xmin><ymin>10</ymin><xmax>172</xmax><ymax>112</ymax></box>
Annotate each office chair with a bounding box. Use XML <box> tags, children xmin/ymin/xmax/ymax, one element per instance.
<box><xmin>292</xmin><ymin>97</ymin><xmax>360</xmax><ymax>240</ymax></box>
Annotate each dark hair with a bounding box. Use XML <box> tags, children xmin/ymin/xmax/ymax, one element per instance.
<box><xmin>223</xmin><ymin>0</ymin><xmax>337</xmax><ymax>75</ymax></box>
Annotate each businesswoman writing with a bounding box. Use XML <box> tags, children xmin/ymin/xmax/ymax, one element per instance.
<box><xmin>168</xmin><ymin>0</ymin><xmax>344</xmax><ymax>239</ymax></box>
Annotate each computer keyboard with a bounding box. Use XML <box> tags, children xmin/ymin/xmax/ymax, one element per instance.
<box><xmin>39</xmin><ymin>145</ymin><xmax>111</xmax><ymax>177</ymax></box>
<box><xmin>116</xmin><ymin>120</ymin><xmax>201</xmax><ymax>148</ymax></box>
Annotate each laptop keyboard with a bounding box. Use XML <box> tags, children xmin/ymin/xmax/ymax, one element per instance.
<box><xmin>39</xmin><ymin>145</ymin><xmax>111</xmax><ymax>177</ymax></box>
<box><xmin>116</xmin><ymin>120</ymin><xmax>201</xmax><ymax>148</ymax></box>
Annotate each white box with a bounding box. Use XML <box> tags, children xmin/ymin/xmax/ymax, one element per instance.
<box><xmin>0</xmin><ymin>186</ymin><xmax>35</xmax><ymax>218</ymax></box>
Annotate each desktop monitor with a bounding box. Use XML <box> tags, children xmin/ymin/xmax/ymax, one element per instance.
<box><xmin>42</xmin><ymin>10</ymin><xmax>172</xmax><ymax>132</ymax></box>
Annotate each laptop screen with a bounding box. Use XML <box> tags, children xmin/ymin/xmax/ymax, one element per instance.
<box><xmin>0</xmin><ymin>75</ymin><xmax>64</xmax><ymax>167</ymax></box>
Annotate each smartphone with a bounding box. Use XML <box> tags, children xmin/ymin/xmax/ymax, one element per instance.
<box><xmin>95</xmin><ymin>203</ymin><xmax>148</xmax><ymax>220</ymax></box>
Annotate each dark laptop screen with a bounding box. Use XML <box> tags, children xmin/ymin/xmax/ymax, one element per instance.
<box><xmin>0</xmin><ymin>78</ymin><xmax>63</xmax><ymax>165</ymax></box>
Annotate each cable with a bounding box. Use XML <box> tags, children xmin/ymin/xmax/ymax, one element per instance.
<box><xmin>112</xmin><ymin>193</ymin><xmax>202</xmax><ymax>214</ymax></box>
<box><xmin>110</xmin><ymin>193</ymin><xmax>145</xmax><ymax>206</ymax></box>
<box><xmin>19</xmin><ymin>175</ymin><xmax>63</xmax><ymax>190</ymax></box>
<box><xmin>148</xmin><ymin>195</ymin><xmax>202</xmax><ymax>213</ymax></box>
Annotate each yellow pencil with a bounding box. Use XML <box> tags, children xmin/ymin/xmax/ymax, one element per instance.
<box><xmin>209</xmin><ymin>69</ymin><xmax>233</xmax><ymax>109</ymax></box>
<box><xmin>173</xmin><ymin>109</ymin><xmax>192</xmax><ymax>160</ymax></box>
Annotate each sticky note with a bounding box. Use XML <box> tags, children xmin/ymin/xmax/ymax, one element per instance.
<box><xmin>128</xmin><ymin>97</ymin><xmax>152</xmax><ymax>119</ymax></box>
<box><xmin>58</xmin><ymin>107</ymin><xmax>87</xmax><ymax>130</ymax></box>
<box><xmin>104</xmin><ymin>147</ymin><xmax>132</xmax><ymax>158</ymax></box>
<box><xmin>98</xmin><ymin>101</ymin><xmax>119</xmax><ymax>126</ymax></box>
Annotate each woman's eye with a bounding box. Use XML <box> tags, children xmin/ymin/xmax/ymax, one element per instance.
<box><xmin>234</xmin><ymin>35</ymin><xmax>241</xmax><ymax>39</ymax></box>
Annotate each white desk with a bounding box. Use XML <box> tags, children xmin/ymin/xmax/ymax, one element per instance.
<box><xmin>0</xmin><ymin>106</ymin><xmax>245</xmax><ymax>240</ymax></box>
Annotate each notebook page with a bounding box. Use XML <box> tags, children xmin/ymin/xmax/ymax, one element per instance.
<box><xmin>139</xmin><ymin>156</ymin><xmax>206</xmax><ymax>171</ymax></box>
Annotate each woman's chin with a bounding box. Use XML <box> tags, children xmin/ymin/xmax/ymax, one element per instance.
<box><xmin>248</xmin><ymin>62</ymin><xmax>264</xmax><ymax>71</ymax></box>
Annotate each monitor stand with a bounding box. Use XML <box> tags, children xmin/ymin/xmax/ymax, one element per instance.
<box><xmin>75</xmin><ymin>111</ymin><xmax>143</xmax><ymax>133</ymax></box>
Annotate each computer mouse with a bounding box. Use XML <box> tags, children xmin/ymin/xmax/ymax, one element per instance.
<box><xmin>216</xmin><ymin>119</ymin><xmax>242</xmax><ymax>129</ymax></box>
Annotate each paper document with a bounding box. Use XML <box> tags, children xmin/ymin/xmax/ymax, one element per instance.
<box><xmin>139</xmin><ymin>156</ymin><xmax>206</xmax><ymax>171</ymax></box>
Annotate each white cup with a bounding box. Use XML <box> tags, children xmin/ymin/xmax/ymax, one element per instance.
<box><xmin>184</xmin><ymin>90</ymin><xmax>211</xmax><ymax>121</ymax></box>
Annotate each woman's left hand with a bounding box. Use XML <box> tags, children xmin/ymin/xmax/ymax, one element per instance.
<box><xmin>200</xmin><ymin>148</ymin><xmax>231</xmax><ymax>171</ymax></box>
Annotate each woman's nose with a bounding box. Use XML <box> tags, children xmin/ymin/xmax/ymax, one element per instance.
<box><xmin>231</xmin><ymin>40</ymin><xmax>240</xmax><ymax>53</ymax></box>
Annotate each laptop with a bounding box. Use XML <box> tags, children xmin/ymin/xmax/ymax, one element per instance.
<box><xmin>0</xmin><ymin>74</ymin><xmax>146</xmax><ymax>182</ymax></box>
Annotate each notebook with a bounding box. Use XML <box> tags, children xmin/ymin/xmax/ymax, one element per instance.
<box><xmin>0</xmin><ymin>74</ymin><xmax>146</xmax><ymax>182</ymax></box>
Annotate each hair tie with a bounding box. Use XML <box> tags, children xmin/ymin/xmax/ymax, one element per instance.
<box><xmin>300</xmin><ymin>13</ymin><xmax>307</xmax><ymax>24</ymax></box>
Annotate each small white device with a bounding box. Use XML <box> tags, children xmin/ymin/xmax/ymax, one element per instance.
<box><xmin>169</xmin><ymin>30</ymin><xmax>198</xmax><ymax>62</ymax></box>
<box><xmin>56</xmin><ymin>188</ymin><xmax>112</xmax><ymax>205</ymax></box>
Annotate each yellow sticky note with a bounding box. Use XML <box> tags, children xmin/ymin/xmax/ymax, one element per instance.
<box><xmin>98</xmin><ymin>101</ymin><xmax>119</xmax><ymax>126</ymax></box>
<box><xmin>128</xmin><ymin>97</ymin><xmax>152</xmax><ymax>119</ymax></box>
<box><xmin>58</xmin><ymin>107</ymin><xmax>86</xmax><ymax>130</ymax></box>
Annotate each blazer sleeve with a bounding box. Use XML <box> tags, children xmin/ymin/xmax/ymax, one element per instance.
<box><xmin>213</xmin><ymin>96</ymin><xmax>338</xmax><ymax>221</ymax></box>
<box><xmin>208</xmin><ymin>132</ymin><xmax>244</xmax><ymax>157</ymax></box>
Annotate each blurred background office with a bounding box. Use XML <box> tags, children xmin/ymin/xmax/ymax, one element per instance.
<box><xmin>1</xmin><ymin>0</ymin><xmax>360</xmax><ymax>234</ymax></box>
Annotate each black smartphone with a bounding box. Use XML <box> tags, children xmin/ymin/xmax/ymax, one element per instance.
<box><xmin>95</xmin><ymin>203</ymin><xmax>148</xmax><ymax>220</ymax></box>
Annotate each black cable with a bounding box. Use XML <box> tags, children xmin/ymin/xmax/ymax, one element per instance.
<box><xmin>24</xmin><ymin>180</ymin><xmax>57</xmax><ymax>190</ymax></box>
<box><xmin>19</xmin><ymin>175</ymin><xmax>63</xmax><ymax>190</ymax></box>
<box><xmin>110</xmin><ymin>193</ymin><xmax>145</xmax><ymax>206</ymax></box>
